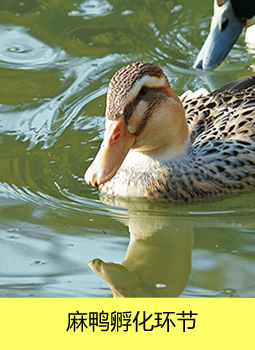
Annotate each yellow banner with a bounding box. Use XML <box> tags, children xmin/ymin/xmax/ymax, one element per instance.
<box><xmin>0</xmin><ymin>298</ymin><xmax>253</xmax><ymax>349</ymax></box>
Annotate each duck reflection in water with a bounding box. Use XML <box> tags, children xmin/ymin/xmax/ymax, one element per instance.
<box><xmin>89</xmin><ymin>200</ymin><xmax>193</xmax><ymax>298</ymax></box>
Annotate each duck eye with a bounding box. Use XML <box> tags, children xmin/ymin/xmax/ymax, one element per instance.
<box><xmin>138</xmin><ymin>86</ymin><xmax>148</xmax><ymax>97</ymax></box>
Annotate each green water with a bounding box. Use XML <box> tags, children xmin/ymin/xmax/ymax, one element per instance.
<box><xmin>0</xmin><ymin>0</ymin><xmax>255</xmax><ymax>297</ymax></box>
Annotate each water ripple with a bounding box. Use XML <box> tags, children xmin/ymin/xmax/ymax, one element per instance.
<box><xmin>0</xmin><ymin>25</ymin><xmax>67</xmax><ymax>70</ymax></box>
<box><xmin>69</xmin><ymin>0</ymin><xmax>113</xmax><ymax>19</ymax></box>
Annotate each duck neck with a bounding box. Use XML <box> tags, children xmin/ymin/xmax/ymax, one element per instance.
<box><xmin>140</xmin><ymin>137</ymin><xmax>191</xmax><ymax>163</ymax></box>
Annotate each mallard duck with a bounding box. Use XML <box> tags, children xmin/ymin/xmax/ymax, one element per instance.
<box><xmin>194</xmin><ymin>0</ymin><xmax>255</xmax><ymax>70</ymax></box>
<box><xmin>85</xmin><ymin>61</ymin><xmax>255</xmax><ymax>202</ymax></box>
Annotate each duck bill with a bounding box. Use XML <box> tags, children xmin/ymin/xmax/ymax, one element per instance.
<box><xmin>85</xmin><ymin>118</ymin><xmax>135</xmax><ymax>187</ymax></box>
<box><xmin>193</xmin><ymin>0</ymin><xmax>245</xmax><ymax>70</ymax></box>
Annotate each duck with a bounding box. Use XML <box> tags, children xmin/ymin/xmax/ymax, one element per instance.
<box><xmin>85</xmin><ymin>61</ymin><xmax>255</xmax><ymax>202</ymax></box>
<box><xmin>194</xmin><ymin>0</ymin><xmax>255</xmax><ymax>70</ymax></box>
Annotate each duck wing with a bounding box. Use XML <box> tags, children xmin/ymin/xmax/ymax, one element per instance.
<box><xmin>184</xmin><ymin>77</ymin><xmax>255</xmax><ymax>144</ymax></box>
<box><xmin>212</xmin><ymin>75</ymin><xmax>255</xmax><ymax>95</ymax></box>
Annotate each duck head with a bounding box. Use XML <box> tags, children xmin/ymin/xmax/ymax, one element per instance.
<box><xmin>85</xmin><ymin>62</ymin><xmax>189</xmax><ymax>187</ymax></box>
<box><xmin>194</xmin><ymin>0</ymin><xmax>255</xmax><ymax>70</ymax></box>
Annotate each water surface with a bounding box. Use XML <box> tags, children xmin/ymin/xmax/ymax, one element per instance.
<box><xmin>0</xmin><ymin>0</ymin><xmax>255</xmax><ymax>297</ymax></box>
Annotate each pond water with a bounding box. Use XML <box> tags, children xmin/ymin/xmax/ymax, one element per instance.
<box><xmin>0</xmin><ymin>0</ymin><xmax>255</xmax><ymax>298</ymax></box>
